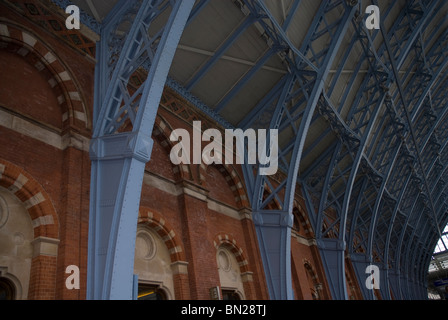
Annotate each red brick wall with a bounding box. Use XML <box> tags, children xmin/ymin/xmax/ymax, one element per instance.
<box><xmin>55</xmin><ymin>146</ymin><xmax>90</xmax><ymax>300</ymax></box>
<box><xmin>0</xmin><ymin>50</ymin><xmax>62</xmax><ymax>129</ymax></box>
<box><xmin>205</xmin><ymin>165</ymin><xmax>238</xmax><ymax>207</ymax></box>
<box><xmin>28</xmin><ymin>255</ymin><xmax>58</xmax><ymax>300</ymax></box>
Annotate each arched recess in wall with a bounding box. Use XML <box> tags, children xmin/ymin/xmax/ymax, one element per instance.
<box><xmin>0</xmin><ymin>159</ymin><xmax>59</xmax><ymax>300</ymax></box>
<box><xmin>0</xmin><ymin>21</ymin><xmax>90</xmax><ymax>132</ymax></box>
<box><xmin>136</xmin><ymin>207</ymin><xmax>187</xmax><ymax>300</ymax></box>
<box><xmin>0</xmin><ymin>273</ymin><xmax>20</xmax><ymax>300</ymax></box>
<box><xmin>213</xmin><ymin>233</ymin><xmax>253</xmax><ymax>300</ymax></box>
<box><xmin>0</xmin><ymin>190</ymin><xmax>31</xmax><ymax>300</ymax></box>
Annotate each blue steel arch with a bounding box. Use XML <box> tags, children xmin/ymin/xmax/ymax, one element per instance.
<box><xmin>239</xmin><ymin>0</ymin><xmax>359</xmax><ymax>300</ymax></box>
<box><xmin>87</xmin><ymin>0</ymin><xmax>195</xmax><ymax>300</ymax></box>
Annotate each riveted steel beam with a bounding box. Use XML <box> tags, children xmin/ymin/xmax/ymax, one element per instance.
<box><xmin>87</xmin><ymin>0</ymin><xmax>194</xmax><ymax>300</ymax></box>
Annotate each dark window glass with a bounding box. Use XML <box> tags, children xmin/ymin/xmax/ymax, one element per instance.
<box><xmin>138</xmin><ymin>285</ymin><xmax>166</xmax><ymax>300</ymax></box>
<box><xmin>0</xmin><ymin>278</ymin><xmax>15</xmax><ymax>300</ymax></box>
<box><xmin>222</xmin><ymin>290</ymin><xmax>240</xmax><ymax>300</ymax></box>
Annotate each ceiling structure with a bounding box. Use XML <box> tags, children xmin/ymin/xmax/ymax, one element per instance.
<box><xmin>60</xmin><ymin>0</ymin><xmax>448</xmax><ymax>299</ymax></box>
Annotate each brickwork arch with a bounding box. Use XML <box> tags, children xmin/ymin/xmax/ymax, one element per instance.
<box><xmin>0</xmin><ymin>159</ymin><xmax>59</xmax><ymax>239</ymax></box>
<box><xmin>0</xmin><ymin>21</ymin><xmax>90</xmax><ymax>131</ymax></box>
<box><xmin>152</xmin><ymin>115</ymin><xmax>192</xmax><ymax>181</ymax></box>
<box><xmin>213</xmin><ymin>233</ymin><xmax>250</xmax><ymax>274</ymax></box>
<box><xmin>138</xmin><ymin>207</ymin><xmax>185</xmax><ymax>263</ymax></box>
<box><xmin>293</xmin><ymin>199</ymin><xmax>315</xmax><ymax>238</ymax></box>
<box><xmin>303</xmin><ymin>259</ymin><xmax>322</xmax><ymax>300</ymax></box>
<box><xmin>303</xmin><ymin>259</ymin><xmax>320</xmax><ymax>282</ymax></box>
<box><xmin>199</xmin><ymin>163</ymin><xmax>249</xmax><ymax>208</ymax></box>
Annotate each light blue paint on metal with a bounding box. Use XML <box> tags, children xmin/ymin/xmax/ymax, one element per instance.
<box><xmin>133</xmin><ymin>274</ymin><xmax>138</xmax><ymax>300</ymax></box>
<box><xmin>379</xmin><ymin>10</ymin><xmax>446</xmax><ymax>294</ymax></box>
<box><xmin>305</xmin><ymin>0</ymin><xmax>447</xmax><ymax>300</ymax></box>
<box><xmin>187</xmin><ymin>0</ymin><xmax>212</xmax><ymax>25</ymax></box>
<box><xmin>87</xmin><ymin>0</ymin><xmax>194</xmax><ymax>300</ymax></box>
<box><xmin>364</xmin><ymin>4</ymin><xmax>442</xmax><ymax>269</ymax></box>
<box><xmin>166</xmin><ymin>77</ymin><xmax>234</xmax><ymax>129</ymax></box>
<box><xmin>382</xmin><ymin>170</ymin><xmax>413</xmax><ymax>299</ymax></box>
<box><xmin>239</xmin><ymin>0</ymin><xmax>358</xmax><ymax>300</ymax></box>
<box><xmin>365</xmin><ymin>143</ymin><xmax>402</xmax><ymax>256</ymax></box>
<box><xmin>252</xmin><ymin>210</ymin><xmax>294</xmax><ymax>300</ymax></box>
<box><xmin>304</xmin><ymin>13</ymin><xmax>398</xmax><ymax>297</ymax></box>
<box><xmin>238</xmin><ymin>76</ymin><xmax>288</xmax><ymax>130</ymax></box>
<box><xmin>404</xmin><ymin>209</ymin><xmax>435</xmax><ymax>299</ymax></box>
<box><xmin>281</xmin><ymin>0</ymin><xmax>301</xmax><ymax>32</ymax></box>
<box><xmin>350</xmin><ymin>253</ymin><xmax>375</xmax><ymax>300</ymax></box>
<box><xmin>88</xmin><ymin>133</ymin><xmax>152</xmax><ymax>300</ymax></box>
<box><xmin>251</xmin><ymin>0</ymin><xmax>319</xmax><ymax>73</ymax></box>
<box><xmin>317</xmin><ymin>239</ymin><xmax>347</xmax><ymax>300</ymax></box>
<box><xmin>388</xmin><ymin>269</ymin><xmax>401</xmax><ymax>299</ymax></box>
<box><xmin>378</xmin><ymin>265</ymin><xmax>390</xmax><ymax>300</ymax></box>
<box><xmin>392</xmin><ymin>193</ymin><xmax>423</xmax><ymax>299</ymax></box>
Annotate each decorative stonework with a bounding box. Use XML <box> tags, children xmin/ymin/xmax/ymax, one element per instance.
<box><xmin>213</xmin><ymin>233</ymin><xmax>250</xmax><ymax>274</ymax></box>
<box><xmin>136</xmin><ymin>229</ymin><xmax>157</xmax><ymax>261</ymax></box>
<box><xmin>31</xmin><ymin>236</ymin><xmax>60</xmax><ymax>258</ymax></box>
<box><xmin>0</xmin><ymin>194</ymin><xmax>9</xmax><ymax>229</ymax></box>
<box><xmin>3</xmin><ymin>0</ymin><xmax>97</xmax><ymax>58</ymax></box>
<box><xmin>217</xmin><ymin>249</ymin><xmax>232</xmax><ymax>272</ymax></box>
<box><xmin>138</xmin><ymin>207</ymin><xmax>186</xmax><ymax>263</ymax></box>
